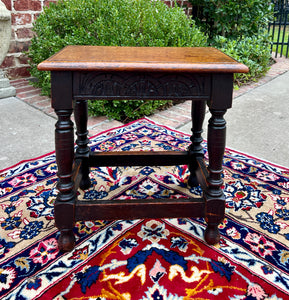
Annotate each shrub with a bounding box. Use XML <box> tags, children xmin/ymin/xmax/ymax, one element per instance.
<box><xmin>28</xmin><ymin>0</ymin><xmax>207</xmax><ymax>121</ymax></box>
<box><xmin>189</xmin><ymin>0</ymin><xmax>273</xmax><ymax>40</ymax></box>
<box><xmin>189</xmin><ymin>0</ymin><xmax>274</xmax><ymax>84</ymax></box>
<box><xmin>213</xmin><ymin>34</ymin><xmax>272</xmax><ymax>85</ymax></box>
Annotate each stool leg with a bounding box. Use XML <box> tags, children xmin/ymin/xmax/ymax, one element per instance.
<box><xmin>54</xmin><ymin>109</ymin><xmax>76</xmax><ymax>251</ymax></box>
<box><xmin>188</xmin><ymin>100</ymin><xmax>206</xmax><ymax>187</ymax></box>
<box><xmin>74</xmin><ymin>100</ymin><xmax>91</xmax><ymax>190</ymax></box>
<box><xmin>204</xmin><ymin>109</ymin><xmax>226</xmax><ymax>245</ymax></box>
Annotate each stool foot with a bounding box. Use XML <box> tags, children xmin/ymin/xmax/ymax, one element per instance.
<box><xmin>58</xmin><ymin>229</ymin><xmax>75</xmax><ymax>252</ymax></box>
<box><xmin>80</xmin><ymin>177</ymin><xmax>91</xmax><ymax>191</ymax></box>
<box><xmin>188</xmin><ymin>172</ymin><xmax>199</xmax><ymax>187</ymax></box>
<box><xmin>204</xmin><ymin>223</ymin><xmax>220</xmax><ymax>245</ymax></box>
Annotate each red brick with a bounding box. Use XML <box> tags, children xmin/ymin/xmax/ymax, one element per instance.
<box><xmin>44</xmin><ymin>0</ymin><xmax>57</xmax><ymax>7</ymax></box>
<box><xmin>33</xmin><ymin>12</ymin><xmax>41</xmax><ymax>20</ymax></box>
<box><xmin>17</xmin><ymin>54</ymin><xmax>29</xmax><ymax>65</ymax></box>
<box><xmin>10</xmin><ymin>78</ymin><xmax>28</xmax><ymax>86</ymax></box>
<box><xmin>13</xmin><ymin>0</ymin><xmax>42</xmax><ymax>11</ymax></box>
<box><xmin>16</xmin><ymin>27</ymin><xmax>34</xmax><ymax>39</ymax></box>
<box><xmin>13</xmin><ymin>0</ymin><xmax>29</xmax><ymax>10</ymax></box>
<box><xmin>157</xmin><ymin>109</ymin><xmax>191</xmax><ymax>125</ymax></box>
<box><xmin>88</xmin><ymin>120</ymin><xmax>123</xmax><ymax>137</ymax></box>
<box><xmin>11</xmin><ymin>13</ymin><xmax>32</xmax><ymax>26</ymax></box>
<box><xmin>174</xmin><ymin>101</ymin><xmax>191</xmax><ymax>111</ymax></box>
<box><xmin>163</xmin><ymin>1</ymin><xmax>172</xmax><ymax>7</ymax></box>
<box><xmin>17</xmin><ymin>88</ymin><xmax>42</xmax><ymax>99</ymax></box>
<box><xmin>34</xmin><ymin>99</ymin><xmax>51</xmax><ymax>108</ymax></box>
<box><xmin>149</xmin><ymin>115</ymin><xmax>179</xmax><ymax>129</ymax></box>
<box><xmin>15</xmin><ymin>85</ymin><xmax>37</xmax><ymax>93</ymax></box>
<box><xmin>0</xmin><ymin>56</ymin><xmax>15</xmax><ymax>68</ymax></box>
<box><xmin>9</xmin><ymin>40</ymin><xmax>31</xmax><ymax>53</ymax></box>
<box><xmin>2</xmin><ymin>0</ymin><xmax>11</xmax><ymax>10</ymax></box>
<box><xmin>10</xmin><ymin>79</ymin><xmax>34</xmax><ymax>90</ymax></box>
<box><xmin>31</xmin><ymin>0</ymin><xmax>42</xmax><ymax>11</ymax></box>
<box><xmin>6</xmin><ymin>66</ymin><xmax>31</xmax><ymax>79</ymax></box>
<box><xmin>22</xmin><ymin>94</ymin><xmax>49</xmax><ymax>104</ymax></box>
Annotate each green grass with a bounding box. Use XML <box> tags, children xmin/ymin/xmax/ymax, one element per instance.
<box><xmin>269</xmin><ymin>26</ymin><xmax>289</xmax><ymax>56</ymax></box>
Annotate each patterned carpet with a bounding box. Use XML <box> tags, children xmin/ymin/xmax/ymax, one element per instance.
<box><xmin>0</xmin><ymin>118</ymin><xmax>288</xmax><ymax>299</ymax></box>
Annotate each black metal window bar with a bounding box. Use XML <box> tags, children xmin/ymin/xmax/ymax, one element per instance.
<box><xmin>269</xmin><ymin>0</ymin><xmax>289</xmax><ymax>58</ymax></box>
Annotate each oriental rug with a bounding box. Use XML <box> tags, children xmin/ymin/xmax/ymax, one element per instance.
<box><xmin>0</xmin><ymin>118</ymin><xmax>288</xmax><ymax>300</ymax></box>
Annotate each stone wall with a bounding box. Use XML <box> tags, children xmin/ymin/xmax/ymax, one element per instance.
<box><xmin>0</xmin><ymin>0</ymin><xmax>191</xmax><ymax>79</ymax></box>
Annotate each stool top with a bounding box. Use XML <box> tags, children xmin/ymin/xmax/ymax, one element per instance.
<box><xmin>38</xmin><ymin>45</ymin><xmax>248</xmax><ymax>73</ymax></box>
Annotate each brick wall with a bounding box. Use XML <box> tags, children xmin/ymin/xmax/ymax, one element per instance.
<box><xmin>1</xmin><ymin>0</ymin><xmax>190</xmax><ymax>79</ymax></box>
<box><xmin>0</xmin><ymin>0</ymin><xmax>57</xmax><ymax>78</ymax></box>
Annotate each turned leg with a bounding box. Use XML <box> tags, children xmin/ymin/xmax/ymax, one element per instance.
<box><xmin>204</xmin><ymin>109</ymin><xmax>226</xmax><ymax>245</ymax></box>
<box><xmin>74</xmin><ymin>100</ymin><xmax>91</xmax><ymax>190</ymax></box>
<box><xmin>188</xmin><ymin>100</ymin><xmax>206</xmax><ymax>187</ymax></box>
<box><xmin>54</xmin><ymin>109</ymin><xmax>76</xmax><ymax>252</ymax></box>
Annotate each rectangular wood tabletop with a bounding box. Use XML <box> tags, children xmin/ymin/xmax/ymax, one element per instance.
<box><xmin>38</xmin><ymin>46</ymin><xmax>249</xmax><ymax>73</ymax></box>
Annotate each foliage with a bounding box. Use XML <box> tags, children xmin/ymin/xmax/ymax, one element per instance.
<box><xmin>28</xmin><ymin>0</ymin><xmax>207</xmax><ymax>121</ymax></box>
<box><xmin>189</xmin><ymin>0</ymin><xmax>274</xmax><ymax>84</ymax></box>
<box><xmin>88</xmin><ymin>100</ymin><xmax>171</xmax><ymax>123</ymax></box>
<box><xmin>214</xmin><ymin>35</ymin><xmax>272</xmax><ymax>84</ymax></box>
<box><xmin>189</xmin><ymin>0</ymin><xmax>273</xmax><ymax>39</ymax></box>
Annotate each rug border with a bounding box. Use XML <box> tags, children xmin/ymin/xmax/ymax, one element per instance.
<box><xmin>0</xmin><ymin>150</ymin><xmax>56</xmax><ymax>173</ymax></box>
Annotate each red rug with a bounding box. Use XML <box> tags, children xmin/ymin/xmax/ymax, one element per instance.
<box><xmin>0</xmin><ymin>118</ymin><xmax>288</xmax><ymax>299</ymax></box>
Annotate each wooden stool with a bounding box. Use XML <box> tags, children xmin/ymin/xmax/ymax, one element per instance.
<box><xmin>38</xmin><ymin>46</ymin><xmax>248</xmax><ymax>251</ymax></box>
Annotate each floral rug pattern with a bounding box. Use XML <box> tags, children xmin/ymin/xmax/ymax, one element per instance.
<box><xmin>0</xmin><ymin>118</ymin><xmax>288</xmax><ymax>299</ymax></box>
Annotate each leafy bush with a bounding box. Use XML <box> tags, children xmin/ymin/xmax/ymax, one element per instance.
<box><xmin>214</xmin><ymin>35</ymin><xmax>272</xmax><ymax>85</ymax></box>
<box><xmin>189</xmin><ymin>0</ymin><xmax>273</xmax><ymax>39</ymax></box>
<box><xmin>189</xmin><ymin>0</ymin><xmax>274</xmax><ymax>84</ymax></box>
<box><xmin>28</xmin><ymin>0</ymin><xmax>207</xmax><ymax>121</ymax></box>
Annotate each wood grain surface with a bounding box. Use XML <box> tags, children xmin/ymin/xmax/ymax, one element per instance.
<box><xmin>38</xmin><ymin>46</ymin><xmax>249</xmax><ymax>73</ymax></box>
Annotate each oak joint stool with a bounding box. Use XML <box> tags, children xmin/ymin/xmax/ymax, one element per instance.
<box><xmin>38</xmin><ymin>46</ymin><xmax>248</xmax><ymax>251</ymax></box>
